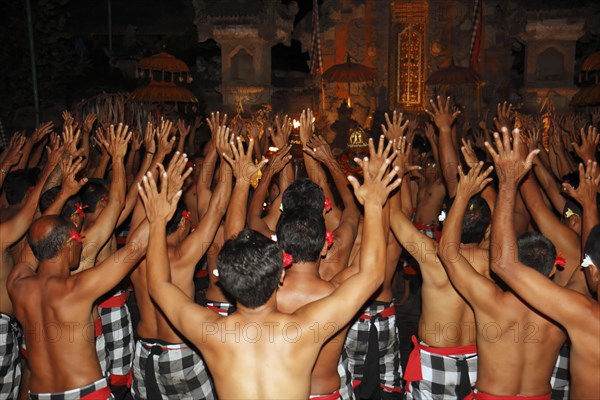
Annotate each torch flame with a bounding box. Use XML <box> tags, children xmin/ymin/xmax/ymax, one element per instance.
<box><xmin>293</xmin><ymin>120</ymin><xmax>300</xmax><ymax>129</ymax></box>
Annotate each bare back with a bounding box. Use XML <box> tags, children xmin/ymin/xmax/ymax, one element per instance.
<box><xmin>474</xmin><ymin>293</ymin><xmax>566</xmax><ymax>396</ymax></box>
<box><xmin>566</xmin><ymin>303</ymin><xmax>600</xmax><ymax>399</ymax></box>
<box><xmin>9</xmin><ymin>274</ymin><xmax>103</xmax><ymax>393</ymax></box>
<box><xmin>277</xmin><ymin>269</ymin><xmax>348</xmax><ymax>396</ymax></box>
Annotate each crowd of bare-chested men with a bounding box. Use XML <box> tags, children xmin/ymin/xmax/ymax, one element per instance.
<box><xmin>0</xmin><ymin>98</ymin><xmax>598</xmax><ymax>400</ymax></box>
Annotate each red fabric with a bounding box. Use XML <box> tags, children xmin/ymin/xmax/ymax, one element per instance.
<box><xmin>80</xmin><ymin>386</ymin><xmax>112</xmax><ymax>400</ymax></box>
<box><xmin>465</xmin><ymin>391</ymin><xmax>551</xmax><ymax>400</ymax></box>
<box><xmin>404</xmin><ymin>335</ymin><xmax>477</xmax><ymax>392</ymax></box>
<box><xmin>206</xmin><ymin>305</ymin><xmax>228</xmax><ymax>315</ymax></box>
<box><xmin>358</xmin><ymin>305</ymin><xmax>395</xmax><ymax>320</ymax></box>
<box><xmin>309</xmin><ymin>389</ymin><xmax>341</xmax><ymax>400</ymax></box>
<box><xmin>352</xmin><ymin>380</ymin><xmax>403</xmax><ymax>394</ymax></box>
<box><xmin>110</xmin><ymin>371</ymin><xmax>133</xmax><ymax>388</ymax></box>
<box><xmin>97</xmin><ymin>291</ymin><xmax>126</xmax><ymax>308</ymax></box>
<box><xmin>195</xmin><ymin>269</ymin><xmax>209</xmax><ymax>278</ymax></box>
<box><xmin>94</xmin><ymin>317</ymin><xmax>102</xmax><ymax>337</ymax></box>
<box><xmin>413</xmin><ymin>221</ymin><xmax>441</xmax><ymax>242</ymax></box>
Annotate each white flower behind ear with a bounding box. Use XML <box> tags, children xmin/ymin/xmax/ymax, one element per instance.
<box><xmin>438</xmin><ymin>210</ymin><xmax>447</xmax><ymax>222</ymax></box>
<box><xmin>581</xmin><ymin>254</ymin><xmax>594</xmax><ymax>268</ymax></box>
<box><xmin>213</xmin><ymin>269</ymin><xmax>220</xmax><ymax>277</ymax></box>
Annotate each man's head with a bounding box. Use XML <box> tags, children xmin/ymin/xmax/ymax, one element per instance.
<box><xmin>39</xmin><ymin>187</ymin><xmax>84</xmax><ymax>230</ymax></box>
<box><xmin>517</xmin><ymin>232</ymin><xmax>557</xmax><ymax>277</ymax></box>
<box><xmin>217</xmin><ymin>230</ymin><xmax>283</xmax><ymax>309</ymax></box>
<box><xmin>4</xmin><ymin>169</ymin><xmax>38</xmax><ymax>205</ymax></box>
<box><xmin>79</xmin><ymin>180</ymin><xmax>109</xmax><ymax>215</ymax></box>
<box><xmin>276</xmin><ymin>208</ymin><xmax>326</xmax><ymax>264</ymax></box>
<box><xmin>562</xmin><ymin>198</ymin><xmax>582</xmax><ymax>235</ymax></box>
<box><xmin>281</xmin><ymin>179</ymin><xmax>325</xmax><ymax>214</ymax></box>
<box><xmin>442</xmin><ymin>195</ymin><xmax>490</xmax><ymax>244</ymax></box>
<box><xmin>27</xmin><ymin>216</ymin><xmax>82</xmax><ymax>270</ymax></box>
<box><xmin>165</xmin><ymin>199</ymin><xmax>190</xmax><ymax>240</ymax></box>
<box><xmin>583</xmin><ymin>224</ymin><xmax>600</xmax><ymax>293</ymax></box>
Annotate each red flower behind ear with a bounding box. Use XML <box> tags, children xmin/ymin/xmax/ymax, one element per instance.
<box><xmin>66</xmin><ymin>229</ymin><xmax>83</xmax><ymax>244</ymax></box>
<box><xmin>324</xmin><ymin>197</ymin><xmax>333</xmax><ymax>213</ymax></box>
<box><xmin>72</xmin><ymin>203</ymin><xmax>88</xmax><ymax>218</ymax></box>
<box><xmin>554</xmin><ymin>254</ymin><xmax>566</xmax><ymax>269</ymax></box>
<box><xmin>181</xmin><ymin>210</ymin><xmax>192</xmax><ymax>221</ymax></box>
<box><xmin>325</xmin><ymin>230</ymin><xmax>334</xmax><ymax>248</ymax></box>
<box><xmin>282</xmin><ymin>251</ymin><xmax>294</xmax><ymax>267</ymax></box>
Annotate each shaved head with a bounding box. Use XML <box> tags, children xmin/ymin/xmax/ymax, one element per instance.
<box><xmin>27</xmin><ymin>216</ymin><xmax>73</xmax><ymax>261</ymax></box>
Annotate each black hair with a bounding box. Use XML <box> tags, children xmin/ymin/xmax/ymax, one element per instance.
<box><xmin>4</xmin><ymin>169</ymin><xmax>39</xmax><ymax>205</ymax></box>
<box><xmin>39</xmin><ymin>187</ymin><xmax>83</xmax><ymax>221</ymax></box>
<box><xmin>217</xmin><ymin>230</ymin><xmax>282</xmax><ymax>308</ymax></box>
<box><xmin>281</xmin><ymin>179</ymin><xmax>324</xmax><ymax>214</ymax></box>
<box><xmin>517</xmin><ymin>232</ymin><xmax>556</xmax><ymax>277</ymax></box>
<box><xmin>563</xmin><ymin>198</ymin><xmax>582</xmax><ymax>220</ymax></box>
<box><xmin>276</xmin><ymin>208</ymin><xmax>325</xmax><ymax>263</ymax></box>
<box><xmin>460</xmin><ymin>195</ymin><xmax>490</xmax><ymax>244</ymax></box>
<box><xmin>27</xmin><ymin>216</ymin><xmax>72</xmax><ymax>261</ymax></box>
<box><xmin>79</xmin><ymin>181</ymin><xmax>108</xmax><ymax>213</ymax></box>
<box><xmin>166</xmin><ymin>198</ymin><xmax>187</xmax><ymax>235</ymax></box>
<box><xmin>584</xmin><ymin>225</ymin><xmax>600</xmax><ymax>271</ymax></box>
<box><xmin>561</xmin><ymin>171</ymin><xmax>579</xmax><ymax>189</ymax></box>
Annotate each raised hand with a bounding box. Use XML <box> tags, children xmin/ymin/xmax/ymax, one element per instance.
<box><xmin>394</xmin><ymin>136</ymin><xmax>420</xmax><ymax>177</ymax></box>
<box><xmin>572</xmin><ymin>126</ymin><xmax>599</xmax><ymax>163</ymax></box>
<box><xmin>45</xmin><ymin>138</ymin><xmax>65</xmax><ymax>172</ymax></box>
<box><xmin>460</xmin><ymin>138</ymin><xmax>479</xmax><ymax>168</ymax></box>
<box><xmin>165</xmin><ymin>152</ymin><xmax>193</xmax><ymax>201</ymax></box>
<box><xmin>222</xmin><ymin>136</ymin><xmax>268</xmax><ymax>183</ymax></box>
<box><xmin>381</xmin><ymin>110</ymin><xmax>409</xmax><ymax>142</ymax></box>
<box><xmin>562</xmin><ymin>160</ymin><xmax>600</xmax><ymax>205</ymax></box>
<box><xmin>270</xmin><ymin>114</ymin><xmax>292</xmax><ymax>148</ymax></box>
<box><xmin>367</xmin><ymin>135</ymin><xmax>396</xmax><ymax>177</ymax></box>
<box><xmin>348</xmin><ymin>155</ymin><xmax>401</xmax><ymax>206</ymax></box>
<box><xmin>131</xmin><ymin>131</ymin><xmax>143</xmax><ymax>153</ymax></box>
<box><xmin>144</xmin><ymin>121</ymin><xmax>156</xmax><ymax>154</ymax></box>
<box><xmin>493</xmin><ymin>101</ymin><xmax>514</xmax><ymax>131</ymax></box>
<box><xmin>456</xmin><ymin>162</ymin><xmax>494</xmax><ymax>200</ymax></box>
<box><xmin>425</xmin><ymin>96</ymin><xmax>460</xmax><ymax>129</ymax></box>
<box><xmin>177</xmin><ymin>119</ymin><xmax>191</xmax><ymax>139</ymax></box>
<box><xmin>106</xmin><ymin>123</ymin><xmax>132</xmax><ymax>159</ymax></box>
<box><xmin>214</xmin><ymin>125</ymin><xmax>234</xmax><ymax>159</ymax></box>
<box><xmin>82</xmin><ymin>113</ymin><xmax>97</xmax><ymax>135</ymax></box>
<box><xmin>60</xmin><ymin>156</ymin><xmax>88</xmax><ymax>196</ymax></box>
<box><xmin>485</xmin><ymin>128</ymin><xmax>539</xmax><ymax>185</ymax></box>
<box><xmin>207</xmin><ymin>111</ymin><xmax>228</xmax><ymax>137</ymax></box>
<box><xmin>94</xmin><ymin>128</ymin><xmax>109</xmax><ymax>157</ymax></box>
<box><xmin>32</xmin><ymin>121</ymin><xmax>54</xmax><ymax>144</ymax></box>
<box><xmin>299</xmin><ymin>109</ymin><xmax>315</xmax><ymax>144</ymax></box>
<box><xmin>267</xmin><ymin>145</ymin><xmax>292</xmax><ymax>175</ymax></box>
<box><xmin>304</xmin><ymin>135</ymin><xmax>336</xmax><ymax>165</ymax></box>
<box><xmin>424</xmin><ymin>122</ymin><xmax>438</xmax><ymax>146</ymax></box>
<box><xmin>62</xmin><ymin>123</ymin><xmax>83</xmax><ymax>157</ymax></box>
<box><xmin>156</xmin><ymin>119</ymin><xmax>176</xmax><ymax>156</ymax></box>
<box><xmin>138</xmin><ymin>168</ymin><xmax>182</xmax><ymax>224</ymax></box>
<box><xmin>1</xmin><ymin>134</ymin><xmax>26</xmax><ymax>169</ymax></box>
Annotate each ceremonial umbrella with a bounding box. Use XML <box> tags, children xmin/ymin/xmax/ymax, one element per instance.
<box><xmin>571</xmin><ymin>84</ymin><xmax>600</xmax><ymax>106</ymax></box>
<box><xmin>322</xmin><ymin>55</ymin><xmax>376</xmax><ymax>106</ymax></box>
<box><xmin>129</xmin><ymin>80</ymin><xmax>198</xmax><ymax>103</ymax></box>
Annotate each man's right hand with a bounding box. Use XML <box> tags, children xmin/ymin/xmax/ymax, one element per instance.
<box><xmin>485</xmin><ymin>128</ymin><xmax>539</xmax><ymax>185</ymax></box>
<box><xmin>348</xmin><ymin>155</ymin><xmax>401</xmax><ymax>207</ymax></box>
<box><xmin>138</xmin><ymin>167</ymin><xmax>182</xmax><ymax>225</ymax></box>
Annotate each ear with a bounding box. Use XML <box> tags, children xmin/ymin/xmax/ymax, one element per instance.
<box><xmin>279</xmin><ymin>269</ymin><xmax>286</xmax><ymax>286</ymax></box>
<box><xmin>321</xmin><ymin>241</ymin><xmax>328</xmax><ymax>257</ymax></box>
<box><xmin>484</xmin><ymin>224</ymin><xmax>491</xmax><ymax>241</ymax></box>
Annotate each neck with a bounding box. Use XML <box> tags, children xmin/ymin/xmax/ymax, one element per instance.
<box><xmin>288</xmin><ymin>261</ymin><xmax>320</xmax><ymax>277</ymax></box>
<box><xmin>38</xmin><ymin>257</ymin><xmax>71</xmax><ymax>278</ymax></box>
<box><xmin>235</xmin><ymin>293</ymin><xmax>279</xmax><ymax>318</ymax></box>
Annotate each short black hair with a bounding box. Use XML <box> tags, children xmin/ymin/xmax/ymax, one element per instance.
<box><xmin>217</xmin><ymin>230</ymin><xmax>282</xmax><ymax>308</ymax></box>
<box><xmin>460</xmin><ymin>195</ymin><xmax>490</xmax><ymax>244</ymax></box>
<box><xmin>4</xmin><ymin>169</ymin><xmax>39</xmax><ymax>205</ymax></box>
<box><xmin>39</xmin><ymin>187</ymin><xmax>61</xmax><ymax>213</ymax></box>
<box><xmin>563</xmin><ymin>198</ymin><xmax>582</xmax><ymax>220</ymax></box>
<box><xmin>276</xmin><ymin>208</ymin><xmax>325</xmax><ymax>263</ymax></box>
<box><xmin>517</xmin><ymin>232</ymin><xmax>556</xmax><ymax>277</ymax></box>
<box><xmin>584</xmin><ymin>225</ymin><xmax>600</xmax><ymax>271</ymax></box>
<box><xmin>166</xmin><ymin>199</ymin><xmax>187</xmax><ymax>235</ymax></box>
<box><xmin>281</xmin><ymin>179</ymin><xmax>324</xmax><ymax>214</ymax></box>
<box><xmin>40</xmin><ymin>188</ymin><xmax>84</xmax><ymax>221</ymax></box>
<box><xmin>79</xmin><ymin>180</ymin><xmax>108</xmax><ymax>213</ymax></box>
<box><xmin>27</xmin><ymin>216</ymin><xmax>72</xmax><ymax>261</ymax></box>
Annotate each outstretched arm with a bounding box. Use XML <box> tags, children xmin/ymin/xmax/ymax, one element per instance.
<box><xmin>142</xmin><ymin>166</ymin><xmax>220</xmax><ymax>344</ymax></box>
<box><xmin>297</xmin><ymin>155</ymin><xmax>401</xmax><ymax>343</ymax></box>
<box><xmin>488</xmin><ymin>129</ymin><xmax>593</xmax><ymax>328</ymax></box>
<box><xmin>425</xmin><ymin>96</ymin><xmax>461</xmax><ymax>197</ymax></box>
<box><xmin>437</xmin><ymin>163</ymin><xmax>501</xmax><ymax>311</ymax></box>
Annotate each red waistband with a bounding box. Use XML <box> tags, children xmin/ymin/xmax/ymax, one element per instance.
<box><xmin>195</xmin><ymin>269</ymin><xmax>209</xmax><ymax>278</ymax></box>
<box><xmin>98</xmin><ymin>291</ymin><xmax>126</xmax><ymax>308</ymax></box>
<box><xmin>109</xmin><ymin>371</ymin><xmax>132</xmax><ymax>388</ymax></box>
<box><xmin>465</xmin><ymin>390</ymin><xmax>551</xmax><ymax>400</ymax></box>
<box><xmin>94</xmin><ymin>317</ymin><xmax>102</xmax><ymax>337</ymax></box>
<box><xmin>80</xmin><ymin>385</ymin><xmax>112</xmax><ymax>400</ymax></box>
<box><xmin>309</xmin><ymin>389</ymin><xmax>341</xmax><ymax>399</ymax></box>
<box><xmin>352</xmin><ymin>380</ymin><xmax>402</xmax><ymax>393</ymax></box>
<box><xmin>405</xmin><ymin>335</ymin><xmax>477</xmax><ymax>392</ymax></box>
<box><xmin>206</xmin><ymin>304</ymin><xmax>228</xmax><ymax>315</ymax></box>
<box><xmin>358</xmin><ymin>305</ymin><xmax>395</xmax><ymax>320</ymax></box>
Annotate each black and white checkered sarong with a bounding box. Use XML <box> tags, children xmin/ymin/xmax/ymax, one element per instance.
<box><xmin>30</xmin><ymin>377</ymin><xmax>113</xmax><ymax>400</ymax></box>
<box><xmin>0</xmin><ymin>313</ymin><xmax>21</xmax><ymax>399</ymax></box>
<box><xmin>131</xmin><ymin>338</ymin><xmax>215</xmax><ymax>400</ymax></box>
<box><xmin>344</xmin><ymin>301</ymin><xmax>403</xmax><ymax>399</ymax></box>
<box><xmin>337</xmin><ymin>348</ymin><xmax>355</xmax><ymax>400</ymax></box>
<box><xmin>405</xmin><ymin>337</ymin><xmax>477</xmax><ymax>400</ymax></box>
<box><xmin>550</xmin><ymin>342</ymin><xmax>569</xmax><ymax>400</ymax></box>
<box><xmin>98</xmin><ymin>291</ymin><xmax>134</xmax><ymax>385</ymax></box>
